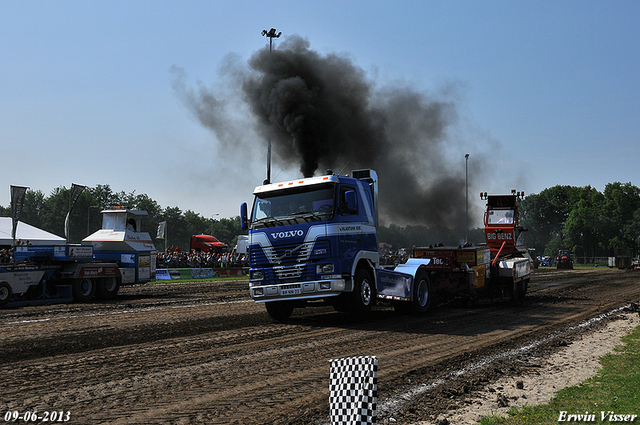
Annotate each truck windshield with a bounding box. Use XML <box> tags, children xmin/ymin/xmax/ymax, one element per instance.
<box><xmin>487</xmin><ymin>209</ymin><xmax>514</xmax><ymax>225</ymax></box>
<box><xmin>252</xmin><ymin>184</ymin><xmax>335</xmax><ymax>226</ymax></box>
<box><xmin>102</xmin><ymin>214</ymin><xmax>127</xmax><ymax>231</ymax></box>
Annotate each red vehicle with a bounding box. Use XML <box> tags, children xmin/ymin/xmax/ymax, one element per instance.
<box><xmin>483</xmin><ymin>191</ymin><xmax>528</xmax><ymax>258</ymax></box>
<box><xmin>190</xmin><ymin>234</ymin><xmax>229</xmax><ymax>254</ymax></box>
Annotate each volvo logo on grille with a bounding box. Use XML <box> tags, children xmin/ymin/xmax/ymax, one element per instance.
<box><xmin>271</xmin><ymin>230</ymin><xmax>304</xmax><ymax>239</ymax></box>
<box><xmin>278</xmin><ymin>243</ymin><xmax>306</xmax><ymax>261</ymax></box>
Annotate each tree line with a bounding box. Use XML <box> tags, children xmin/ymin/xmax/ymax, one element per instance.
<box><xmin>519</xmin><ymin>182</ymin><xmax>640</xmax><ymax>259</ymax></box>
<box><xmin>0</xmin><ymin>184</ymin><xmax>243</xmax><ymax>251</ymax></box>
<box><xmin>379</xmin><ymin>182</ymin><xmax>640</xmax><ymax>260</ymax></box>
<box><xmin>2</xmin><ymin>182</ymin><xmax>639</xmax><ymax>259</ymax></box>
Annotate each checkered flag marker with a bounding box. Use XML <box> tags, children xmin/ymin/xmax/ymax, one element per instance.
<box><xmin>329</xmin><ymin>356</ymin><xmax>378</xmax><ymax>425</ymax></box>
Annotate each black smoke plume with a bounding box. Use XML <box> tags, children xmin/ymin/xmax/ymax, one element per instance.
<box><xmin>173</xmin><ymin>35</ymin><xmax>482</xmax><ymax>227</ymax></box>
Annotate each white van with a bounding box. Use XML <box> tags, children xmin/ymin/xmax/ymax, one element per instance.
<box><xmin>234</xmin><ymin>235</ymin><xmax>249</xmax><ymax>254</ymax></box>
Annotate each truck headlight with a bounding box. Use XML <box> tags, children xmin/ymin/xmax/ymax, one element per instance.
<box><xmin>316</xmin><ymin>263</ymin><xmax>334</xmax><ymax>274</ymax></box>
<box><xmin>319</xmin><ymin>281</ymin><xmax>332</xmax><ymax>290</ymax></box>
<box><xmin>250</xmin><ymin>270</ymin><xmax>264</xmax><ymax>281</ymax></box>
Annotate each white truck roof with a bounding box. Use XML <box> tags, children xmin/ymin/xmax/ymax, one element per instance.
<box><xmin>100</xmin><ymin>208</ymin><xmax>148</xmax><ymax>216</ymax></box>
<box><xmin>253</xmin><ymin>174</ymin><xmax>340</xmax><ymax>195</ymax></box>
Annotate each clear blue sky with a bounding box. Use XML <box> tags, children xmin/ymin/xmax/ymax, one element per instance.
<box><xmin>1</xmin><ymin>0</ymin><xmax>638</xmax><ymax>224</ymax></box>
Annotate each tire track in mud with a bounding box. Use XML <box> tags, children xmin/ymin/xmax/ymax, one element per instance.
<box><xmin>1</xmin><ymin>270</ymin><xmax>640</xmax><ymax>424</ymax></box>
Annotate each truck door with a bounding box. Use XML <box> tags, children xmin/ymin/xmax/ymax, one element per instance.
<box><xmin>336</xmin><ymin>184</ymin><xmax>376</xmax><ymax>272</ymax></box>
<box><xmin>337</xmin><ymin>185</ymin><xmax>360</xmax><ymax>272</ymax></box>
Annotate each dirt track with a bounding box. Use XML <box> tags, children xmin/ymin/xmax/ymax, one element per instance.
<box><xmin>1</xmin><ymin>268</ymin><xmax>639</xmax><ymax>424</ymax></box>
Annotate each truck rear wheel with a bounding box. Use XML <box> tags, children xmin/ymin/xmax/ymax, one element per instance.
<box><xmin>394</xmin><ymin>271</ymin><xmax>432</xmax><ymax>315</ymax></box>
<box><xmin>352</xmin><ymin>269</ymin><xmax>375</xmax><ymax>315</ymax></box>
<box><xmin>0</xmin><ymin>282</ymin><xmax>13</xmax><ymax>307</ymax></box>
<box><xmin>72</xmin><ymin>278</ymin><xmax>96</xmax><ymax>302</ymax></box>
<box><xmin>265</xmin><ymin>301</ymin><xmax>293</xmax><ymax>321</ymax></box>
<box><xmin>96</xmin><ymin>277</ymin><xmax>120</xmax><ymax>300</ymax></box>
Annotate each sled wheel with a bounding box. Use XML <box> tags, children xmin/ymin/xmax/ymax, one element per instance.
<box><xmin>72</xmin><ymin>278</ymin><xmax>96</xmax><ymax>302</ymax></box>
<box><xmin>512</xmin><ymin>279</ymin><xmax>526</xmax><ymax>304</ymax></box>
<box><xmin>0</xmin><ymin>282</ymin><xmax>13</xmax><ymax>307</ymax></box>
<box><xmin>96</xmin><ymin>277</ymin><xmax>120</xmax><ymax>300</ymax></box>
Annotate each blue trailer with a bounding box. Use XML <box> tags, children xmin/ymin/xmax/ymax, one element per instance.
<box><xmin>0</xmin><ymin>208</ymin><xmax>156</xmax><ymax>308</ymax></box>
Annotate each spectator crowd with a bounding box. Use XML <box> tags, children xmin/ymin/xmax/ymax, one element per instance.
<box><xmin>1</xmin><ymin>246</ymin><xmax>249</xmax><ymax>269</ymax></box>
<box><xmin>157</xmin><ymin>248</ymin><xmax>249</xmax><ymax>269</ymax></box>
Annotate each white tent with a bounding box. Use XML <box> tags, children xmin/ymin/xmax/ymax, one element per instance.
<box><xmin>0</xmin><ymin>217</ymin><xmax>66</xmax><ymax>246</ymax></box>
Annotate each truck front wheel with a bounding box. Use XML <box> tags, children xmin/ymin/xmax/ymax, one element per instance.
<box><xmin>72</xmin><ymin>278</ymin><xmax>96</xmax><ymax>302</ymax></box>
<box><xmin>352</xmin><ymin>269</ymin><xmax>375</xmax><ymax>315</ymax></box>
<box><xmin>0</xmin><ymin>282</ymin><xmax>13</xmax><ymax>307</ymax></box>
<box><xmin>265</xmin><ymin>301</ymin><xmax>293</xmax><ymax>321</ymax></box>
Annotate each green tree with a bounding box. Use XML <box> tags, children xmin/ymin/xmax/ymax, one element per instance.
<box><xmin>89</xmin><ymin>185</ymin><xmax>117</xmax><ymax>207</ymax></box>
<box><xmin>159</xmin><ymin>206</ymin><xmax>187</xmax><ymax>251</ymax></box>
<box><xmin>623</xmin><ymin>208</ymin><xmax>640</xmax><ymax>252</ymax></box>
<box><xmin>601</xmin><ymin>182</ymin><xmax>640</xmax><ymax>251</ymax></box>
<box><xmin>128</xmin><ymin>193</ymin><xmax>163</xmax><ymax>244</ymax></box>
<box><xmin>519</xmin><ymin>185</ymin><xmax>584</xmax><ymax>252</ymax></box>
<box><xmin>545</xmin><ymin>235</ymin><xmax>565</xmax><ymax>257</ymax></box>
<box><xmin>210</xmin><ymin>217</ymin><xmax>243</xmax><ymax>247</ymax></box>
<box><xmin>18</xmin><ymin>190</ymin><xmax>46</xmax><ymax>230</ymax></box>
<box><xmin>38</xmin><ymin>187</ymin><xmax>70</xmax><ymax>239</ymax></box>
<box><xmin>563</xmin><ymin>187</ymin><xmax>605</xmax><ymax>260</ymax></box>
<box><xmin>184</xmin><ymin>210</ymin><xmax>211</xmax><ymax>237</ymax></box>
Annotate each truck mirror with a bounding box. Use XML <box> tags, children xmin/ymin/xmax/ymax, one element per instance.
<box><xmin>345</xmin><ymin>190</ymin><xmax>357</xmax><ymax>214</ymax></box>
<box><xmin>240</xmin><ymin>202</ymin><xmax>248</xmax><ymax>230</ymax></box>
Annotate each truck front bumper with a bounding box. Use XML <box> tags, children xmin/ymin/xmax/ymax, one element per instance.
<box><xmin>250</xmin><ymin>278</ymin><xmax>346</xmax><ymax>303</ymax></box>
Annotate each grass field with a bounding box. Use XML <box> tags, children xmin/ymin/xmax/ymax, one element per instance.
<box><xmin>479</xmin><ymin>323</ymin><xmax>640</xmax><ymax>424</ymax></box>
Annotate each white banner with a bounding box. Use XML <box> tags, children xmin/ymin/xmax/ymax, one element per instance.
<box><xmin>157</xmin><ymin>221</ymin><xmax>166</xmax><ymax>239</ymax></box>
<box><xmin>191</xmin><ymin>268</ymin><xmax>216</xmax><ymax>279</ymax></box>
<box><xmin>156</xmin><ymin>269</ymin><xmax>171</xmax><ymax>280</ymax></box>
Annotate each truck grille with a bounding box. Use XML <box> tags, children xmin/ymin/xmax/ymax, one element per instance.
<box><xmin>267</xmin><ymin>241</ymin><xmax>313</xmax><ymax>264</ymax></box>
<box><xmin>273</xmin><ymin>264</ymin><xmax>305</xmax><ymax>279</ymax></box>
<box><xmin>251</xmin><ymin>240</ymin><xmax>330</xmax><ymax>266</ymax></box>
<box><xmin>262</xmin><ymin>263</ymin><xmax>315</xmax><ymax>284</ymax></box>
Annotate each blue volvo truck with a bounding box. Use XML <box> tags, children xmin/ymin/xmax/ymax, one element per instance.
<box><xmin>240</xmin><ymin>169</ymin><xmax>434</xmax><ymax>320</ymax></box>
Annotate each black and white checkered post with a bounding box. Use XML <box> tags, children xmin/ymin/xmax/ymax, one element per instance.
<box><xmin>329</xmin><ymin>356</ymin><xmax>378</xmax><ymax>425</ymax></box>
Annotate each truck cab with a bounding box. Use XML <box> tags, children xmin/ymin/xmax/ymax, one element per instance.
<box><xmin>83</xmin><ymin>207</ymin><xmax>157</xmax><ymax>285</ymax></box>
<box><xmin>483</xmin><ymin>191</ymin><xmax>528</xmax><ymax>257</ymax></box>
<box><xmin>481</xmin><ymin>191</ymin><xmax>532</xmax><ymax>300</ymax></box>
<box><xmin>241</xmin><ymin>170</ymin><xmax>380</xmax><ymax>318</ymax></box>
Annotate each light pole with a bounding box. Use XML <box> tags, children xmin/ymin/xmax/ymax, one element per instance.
<box><xmin>210</xmin><ymin>213</ymin><xmax>219</xmax><ymax>235</ymax></box>
<box><xmin>465</xmin><ymin>154</ymin><xmax>470</xmax><ymax>243</ymax></box>
<box><xmin>261</xmin><ymin>28</ymin><xmax>281</xmax><ymax>53</ymax></box>
<box><xmin>261</xmin><ymin>28</ymin><xmax>282</xmax><ymax>184</ymax></box>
